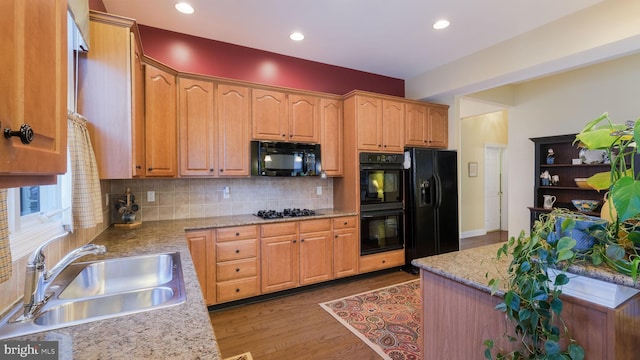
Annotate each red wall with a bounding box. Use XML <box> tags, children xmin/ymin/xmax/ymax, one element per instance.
<box><xmin>90</xmin><ymin>0</ymin><xmax>404</xmax><ymax>96</ymax></box>
<box><xmin>137</xmin><ymin>25</ymin><xmax>404</xmax><ymax>97</ymax></box>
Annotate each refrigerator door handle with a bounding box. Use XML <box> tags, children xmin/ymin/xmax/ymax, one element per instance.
<box><xmin>433</xmin><ymin>174</ymin><xmax>442</xmax><ymax>209</ymax></box>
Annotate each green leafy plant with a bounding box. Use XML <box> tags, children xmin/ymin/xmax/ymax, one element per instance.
<box><xmin>484</xmin><ymin>221</ymin><xmax>585</xmax><ymax>360</ymax></box>
<box><xmin>575</xmin><ymin>113</ymin><xmax>640</xmax><ymax>279</ymax></box>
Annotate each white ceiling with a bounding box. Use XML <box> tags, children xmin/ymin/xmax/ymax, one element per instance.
<box><xmin>101</xmin><ymin>0</ymin><xmax>604</xmax><ymax>81</ymax></box>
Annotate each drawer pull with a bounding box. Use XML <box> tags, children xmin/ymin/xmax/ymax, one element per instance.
<box><xmin>335</xmin><ymin>234</ymin><xmax>338</xmax><ymax>238</ymax></box>
<box><xmin>293</xmin><ymin>240</ymin><xmax>297</xmax><ymax>244</ymax></box>
<box><xmin>301</xmin><ymin>239</ymin><xmax>305</xmax><ymax>243</ymax></box>
<box><xmin>382</xmin><ymin>260</ymin><xmax>386</xmax><ymax>264</ymax></box>
<box><xmin>235</xmin><ymin>288</ymin><xmax>240</xmax><ymax>293</ymax></box>
<box><xmin>235</xmin><ymin>232</ymin><xmax>240</xmax><ymax>236</ymax></box>
<box><xmin>344</xmin><ymin>222</ymin><xmax>348</xmax><ymax>225</ymax></box>
<box><xmin>235</xmin><ymin>268</ymin><xmax>240</xmax><ymax>272</ymax></box>
<box><xmin>235</xmin><ymin>249</ymin><xmax>240</xmax><ymax>254</ymax></box>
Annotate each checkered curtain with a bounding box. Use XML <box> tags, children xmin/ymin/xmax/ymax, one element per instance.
<box><xmin>67</xmin><ymin>111</ymin><xmax>103</xmax><ymax>231</ymax></box>
<box><xmin>0</xmin><ymin>189</ymin><xmax>11</xmax><ymax>283</ymax></box>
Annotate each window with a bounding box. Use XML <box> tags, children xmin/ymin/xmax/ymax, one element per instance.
<box><xmin>6</xmin><ymin>12</ymin><xmax>78</xmax><ymax>260</ymax></box>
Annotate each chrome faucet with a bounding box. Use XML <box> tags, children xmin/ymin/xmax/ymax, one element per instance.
<box><xmin>22</xmin><ymin>232</ymin><xmax>107</xmax><ymax>319</ymax></box>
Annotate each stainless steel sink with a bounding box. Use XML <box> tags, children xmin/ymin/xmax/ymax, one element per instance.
<box><xmin>58</xmin><ymin>253</ymin><xmax>175</xmax><ymax>299</ymax></box>
<box><xmin>0</xmin><ymin>252</ymin><xmax>185</xmax><ymax>340</ymax></box>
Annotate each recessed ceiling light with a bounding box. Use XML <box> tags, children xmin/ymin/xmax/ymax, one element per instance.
<box><xmin>433</xmin><ymin>19</ymin><xmax>450</xmax><ymax>30</ymax></box>
<box><xmin>175</xmin><ymin>2</ymin><xmax>194</xmax><ymax>14</ymax></box>
<box><xmin>290</xmin><ymin>32</ymin><xmax>304</xmax><ymax>41</ymax></box>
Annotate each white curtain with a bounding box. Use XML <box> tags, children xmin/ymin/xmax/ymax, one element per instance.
<box><xmin>67</xmin><ymin>111</ymin><xmax>102</xmax><ymax>231</ymax></box>
<box><xmin>0</xmin><ymin>189</ymin><xmax>11</xmax><ymax>284</ymax></box>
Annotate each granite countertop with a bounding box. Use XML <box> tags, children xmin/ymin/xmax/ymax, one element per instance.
<box><xmin>7</xmin><ymin>209</ymin><xmax>356</xmax><ymax>359</ymax></box>
<box><xmin>412</xmin><ymin>242</ymin><xmax>640</xmax><ymax>295</ymax></box>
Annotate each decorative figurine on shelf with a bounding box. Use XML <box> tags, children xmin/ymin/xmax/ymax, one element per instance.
<box><xmin>540</xmin><ymin>170</ymin><xmax>551</xmax><ymax>186</ymax></box>
<box><xmin>546</xmin><ymin>148</ymin><xmax>555</xmax><ymax>164</ymax></box>
<box><xmin>551</xmin><ymin>174</ymin><xmax>560</xmax><ymax>186</ymax></box>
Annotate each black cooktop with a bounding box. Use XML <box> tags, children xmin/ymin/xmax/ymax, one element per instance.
<box><xmin>255</xmin><ymin>208</ymin><xmax>316</xmax><ymax>219</ymax></box>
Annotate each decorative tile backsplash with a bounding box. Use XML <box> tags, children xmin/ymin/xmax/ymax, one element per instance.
<box><xmin>109</xmin><ymin>177</ymin><xmax>334</xmax><ymax>222</ymax></box>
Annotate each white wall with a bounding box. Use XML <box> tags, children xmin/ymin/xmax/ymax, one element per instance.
<box><xmin>506</xmin><ymin>52</ymin><xmax>640</xmax><ymax>235</ymax></box>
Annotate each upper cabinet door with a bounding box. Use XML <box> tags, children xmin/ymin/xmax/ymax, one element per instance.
<box><xmin>427</xmin><ymin>106</ymin><xmax>448</xmax><ymax>148</ymax></box>
<box><xmin>145</xmin><ymin>64</ymin><xmax>177</xmax><ymax>177</ymax></box>
<box><xmin>78</xmin><ymin>12</ymin><xmax>143</xmax><ymax>179</ymax></box>
<box><xmin>178</xmin><ymin>77</ymin><xmax>215</xmax><ymax>176</ymax></box>
<box><xmin>217</xmin><ymin>83</ymin><xmax>251</xmax><ymax>177</ymax></box>
<box><xmin>356</xmin><ymin>96</ymin><xmax>383</xmax><ymax>151</ymax></box>
<box><xmin>320</xmin><ymin>98</ymin><xmax>343</xmax><ymax>176</ymax></box>
<box><xmin>288</xmin><ymin>94</ymin><xmax>320</xmax><ymax>143</ymax></box>
<box><xmin>405</xmin><ymin>103</ymin><xmax>428</xmax><ymax>147</ymax></box>
<box><xmin>381</xmin><ymin>100</ymin><xmax>404</xmax><ymax>152</ymax></box>
<box><xmin>0</xmin><ymin>0</ymin><xmax>67</xmax><ymax>187</ymax></box>
<box><xmin>252</xmin><ymin>89</ymin><xmax>287</xmax><ymax>141</ymax></box>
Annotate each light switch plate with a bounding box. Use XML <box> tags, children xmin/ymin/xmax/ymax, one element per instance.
<box><xmin>147</xmin><ymin>191</ymin><xmax>155</xmax><ymax>202</ymax></box>
<box><xmin>316</xmin><ymin>186</ymin><xmax>322</xmax><ymax>195</ymax></box>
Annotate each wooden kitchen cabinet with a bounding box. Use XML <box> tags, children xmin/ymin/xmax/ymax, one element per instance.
<box><xmin>178</xmin><ymin>78</ymin><xmax>251</xmax><ymax>177</ymax></box>
<box><xmin>405</xmin><ymin>103</ymin><xmax>448</xmax><ymax>148</ymax></box>
<box><xmin>320</xmin><ymin>98</ymin><xmax>343</xmax><ymax>176</ymax></box>
<box><xmin>359</xmin><ymin>248</ymin><xmax>405</xmax><ymax>273</ymax></box>
<box><xmin>0</xmin><ymin>0</ymin><xmax>67</xmax><ymax>187</ymax></box>
<box><xmin>427</xmin><ymin>105</ymin><xmax>448</xmax><ymax>148</ymax></box>
<box><xmin>145</xmin><ymin>63</ymin><xmax>177</xmax><ymax>177</ymax></box>
<box><xmin>178</xmin><ymin>76</ymin><xmax>215</xmax><ymax>176</ymax></box>
<box><xmin>217</xmin><ymin>83</ymin><xmax>251</xmax><ymax>176</ymax></box>
<box><xmin>348</xmin><ymin>94</ymin><xmax>405</xmax><ymax>153</ymax></box>
<box><xmin>252</xmin><ymin>89</ymin><xmax>321</xmax><ymax>143</ymax></box>
<box><xmin>252</xmin><ymin>88</ymin><xmax>287</xmax><ymax>141</ymax></box>
<box><xmin>78</xmin><ymin>11</ymin><xmax>145</xmax><ymax>179</ymax></box>
<box><xmin>186</xmin><ymin>230</ymin><xmax>215</xmax><ymax>305</ymax></box>
<box><xmin>215</xmin><ymin>225</ymin><xmax>259</xmax><ymax>304</ymax></box>
<box><xmin>261</xmin><ymin>222</ymin><xmax>299</xmax><ymax>293</ymax></box>
<box><xmin>299</xmin><ymin>219</ymin><xmax>333</xmax><ymax>285</ymax></box>
<box><xmin>332</xmin><ymin>216</ymin><xmax>358</xmax><ymax>278</ymax></box>
<box><xmin>288</xmin><ymin>94</ymin><xmax>320</xmax><ymax>143</ymax></box>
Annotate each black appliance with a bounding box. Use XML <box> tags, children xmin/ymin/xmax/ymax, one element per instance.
<box><xmin>251</xmin><ymin>141</ymin><xmax>321</xmax><ymax>177</ymax></box>
<box><xmin>404</xmin><ymin>148</ymin><xmax>459</xmax><ymax>273</ymax></box>
<box><xmin>359</xmin><ymin>152</ymin><xmax>404</xmax><ymax>255</ymax></box>
<box><xmin>254</xmin><ymin>208</ymin><xmax>316</xmax><ymax>219</ymax></box>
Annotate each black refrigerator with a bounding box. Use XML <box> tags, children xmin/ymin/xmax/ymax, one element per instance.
<box><xmin>403</xmin><ymin>148</ymin><xmax>459</xmax><ymax>274</ymax></box>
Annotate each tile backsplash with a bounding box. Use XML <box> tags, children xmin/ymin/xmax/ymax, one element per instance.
<box><xmin>110</xmin><ymin>177</ymin><xmax>334</xmax><ymax>222</ymax></box>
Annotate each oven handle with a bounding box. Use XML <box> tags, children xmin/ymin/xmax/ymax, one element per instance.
<box><xmin>360</xmin><ymin>209</ymin><xmax>404</xmax><ymax>218</ymax></box>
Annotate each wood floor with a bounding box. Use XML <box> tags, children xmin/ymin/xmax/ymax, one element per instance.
<box><xmin>209</xmin><ymin>231</ymin><xmax>506</xmax><ymax>360</ymax></box>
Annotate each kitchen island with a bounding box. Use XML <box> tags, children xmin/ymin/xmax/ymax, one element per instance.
<box><xmin>412</xmin><ymin>242</ymin><xmax>640</xmax><ymax>359</ymax></box>
<box><xmin>4</xmin><ymin>209</ymin><xmax>355</xmax><ymax>358</ymax></box>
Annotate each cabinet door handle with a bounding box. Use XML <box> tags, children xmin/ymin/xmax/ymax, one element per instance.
<box><xmin>148</xmin><ymin>167</ymin><xmax>153</xmax><ymax>171</ymax></box>
<box><xmin>343</xmin><ymin>222</ymin><xmax>348</xmax><ymax>225</ymax></box>
<box><xmin>235</xmin><ymin>232</ymin><xmax>240</xmax><ymax>236</ymax></box>
<box><xmin>293</xmin><ymin>240</ymin><xmax>297</xmax><ymax>243</ymax></box>
<box><xmin>136</xmin><ymin>165</ymin><xmax>142</xmax><ymax>170</ymax></box>
<box><xmin>220</xmin><ymin>169</ymin><xmax>224</xmax><ymax>173</ymax></box>
<box><xmin>301</xmin><ymin>239</ymin><xmax>304</xmax><ymax>243</ymax></box>
<box><xmin>335</xmin><ymin>234</ymin><xmax>338</xmax><ymax>238</ymax></box>
<box><xmin>4</xmin><ymin>124</ymin><xmax>34</xmax><ymax>144</ymax></box>
<box><xmin>209</xmin><ymin>168</ymin><xmax>214</xmax><ymax>172</ymax></box>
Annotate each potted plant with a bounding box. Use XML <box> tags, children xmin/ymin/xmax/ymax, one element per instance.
<box><xmin>484</xmin><ymin>113</ymin><xmax>640</xmax><ymax>359</ymax></box>
<box><xmin>574</xmin><ymin>113</ymin><xmax>640</xmax><ymax>277</ymax></box>
<box><xmin>483</xmin><ymin>212</ymin><xmax>586</xmax><ymax>360</ymax></box>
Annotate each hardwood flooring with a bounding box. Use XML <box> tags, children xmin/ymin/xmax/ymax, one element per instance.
<box><xmin>209</xmin><ymin>231</ymin><xmax>506</xmax><ymax>360</ymax></box>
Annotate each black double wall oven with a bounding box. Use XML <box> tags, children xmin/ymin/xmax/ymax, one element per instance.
<box><xmin>359</xmin><ymin>152</ymin><xmax>404</xmax><ymax>255</ymax></box>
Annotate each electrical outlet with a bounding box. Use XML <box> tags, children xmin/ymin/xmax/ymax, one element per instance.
<box><xmin>147</xmin><ymin>191</ymin><xmax>155</xmax><ymax>202</ymax></box>
<box><xmin>223</xmin><ymin>186</ymin><xmax>230</xmax><ymax>199</ymax></box>
<box><xmin>316</xmin><ymin>186</ymin><xmax>322</xmax><ymax>195</ymax></box>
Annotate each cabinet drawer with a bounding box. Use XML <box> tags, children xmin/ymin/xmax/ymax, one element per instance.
<box><xmin>261</xmin><ymin>222</ymin><xmax>298</xmax><ymax>237</ymax></box>
<box><xmin>217</xmin><ymin>258</ymin><xmax>258</xmax><ymax>281</ymax></box>
<box><xmin>333</xmin><ymin>216</ymin><xmax>357</xmax><ymax>230</ymax></box>
<box><xmin>299</xmin><ymin>218</ymin><xmax>331</xmax><ymax>233</ymax></box>
<box><xmin>217</xmin><ymin>225</ymin><xmax>258</xmax><ymax>242</ymax></box>
<box><xmin>359</xmin><ymin>249</ymin><xmax>405</xmax><ymax>273</ymax></box>
<box><xmin>216</xmin><ymin>277</ymin><xmax>259</xmax><ymax>303</ymax></box>
<box><xmin>216</xmin><ymin>239</ymin><xmax>257</xmax><ymax>261</ymax></box>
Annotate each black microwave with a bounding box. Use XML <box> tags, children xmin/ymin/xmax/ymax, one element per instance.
<box><xmin>251</xmin><ymin>141</ymin><xmax>321</xmax><ymax>176</ymax></box>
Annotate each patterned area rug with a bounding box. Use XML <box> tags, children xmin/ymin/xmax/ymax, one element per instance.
<box><xmin>319</xmin><ymin>280</ymin><xmax>421</xmax><ymax>360</ymax></box>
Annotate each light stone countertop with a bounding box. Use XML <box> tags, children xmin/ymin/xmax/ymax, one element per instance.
<box><xmin>411</xmin><ymin>241</ymin><xmax>640</xmax><ymax>295</ymax></box>
<box><xmin>8</xmin><ymin>209</ymin><xmax>356</xmax><ymax>359</ymax></box>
